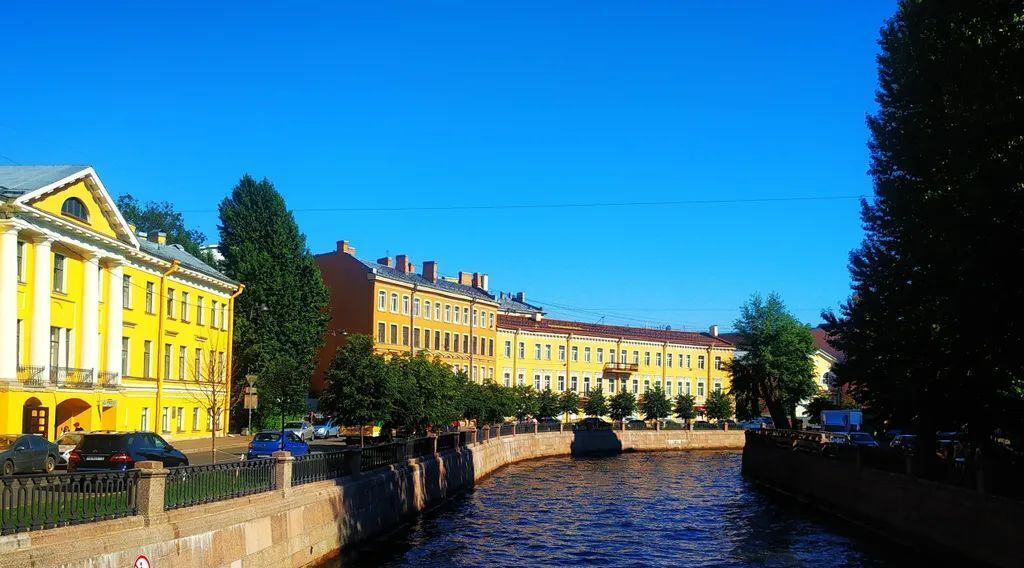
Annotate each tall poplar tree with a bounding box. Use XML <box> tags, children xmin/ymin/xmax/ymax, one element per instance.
<box><xmin>218</xmin><ymin>174</ymin><xmax>329</xmax><ymax>426</ymax></box>
<box><xmin>823</xmin><ymin>2</ymin><xmax>1024</xmax><ymax>444</ymax></box>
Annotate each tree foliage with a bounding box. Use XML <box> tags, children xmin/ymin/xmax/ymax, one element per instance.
<box><xmin>705</xmin><ymin>390</ymin><xmax>734</xmax><ymax>423</ymax></box>
<box><xmin>512</xmin><ymin>385</ymin><xmax>539</xmax><ymax>420</ymax></box>
<box><xmin>822</xmin><ymin>1</ymin><xmax>1024</xmax><ymax>443</ymax></box>
<box><xmin>609</xmin><ymin>389</ymin><xmax>636</xmax><ymax>421</ymax></box>
<box><xmin>583</xmin><ymin>387</ymin><xmax>608</xmax><ymax>418</ymax></box>
<box><xmin>674</xmin><ymin>393</ymin><xmax>697</xmax><ymax>424</ymax></box>
<box><xmin>536</xmin><ymin>388</ymin><xmax>561</xmax><ymax>420</ymax></box>
<box><xmin>218</xmin><ymin>175</ymin><xmax>329</xmax><ymax>424</ymax></box>
<box><xmin>320</xmin><ymin>335</ymin><xmax>395</xmax><ymax>444</ymax></box>
<box><xmin>558</xmin><ymin>390</ymin><xmax>580</xmax><ymax>421</ymax></box>
<box><xmin>116</xmin><ymin>194</ymin><xmax>214</xmax><ymax>264</ymax></box>
<box><xmin>639</xmin><ymin>384</ymin><xmax>672</xmax><ymax>421</ymax></box>
<box><xmin>728</xmin><ymin>293</ymin><xmax>816</xmax><ymax>429</ymax></box>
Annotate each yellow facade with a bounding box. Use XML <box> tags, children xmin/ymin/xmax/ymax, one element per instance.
<box><xmin>0</xmin><ymin>166</ymin><xmax>241</xmax><ymax>441</ymax></box>
<box><xmin>496</xmin><ymin>316</ymin><xmax>735</xmax><ymax>419</ymax></box>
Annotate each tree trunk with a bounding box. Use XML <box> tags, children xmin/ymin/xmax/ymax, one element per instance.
<box><xmin>764</xmin><ymin>396</ymin><xmax>791</xmax><ymax>430</ymax></box>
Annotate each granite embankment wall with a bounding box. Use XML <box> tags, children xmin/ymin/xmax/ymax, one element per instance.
<box><xmin>742</xmin><ymin>435</ymin><xmax>1022</xmax><ymax>568</ymax></box>
<box><xmin>2</xmin><ymin>429</ymin><xmax>744</xmax><ymax>568</ymax></box>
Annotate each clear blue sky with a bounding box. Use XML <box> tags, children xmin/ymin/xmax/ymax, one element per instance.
<box><xmin>3</xmin><ymin>1</ymin><xmax>896</xmax><ymax>331</ymax></box>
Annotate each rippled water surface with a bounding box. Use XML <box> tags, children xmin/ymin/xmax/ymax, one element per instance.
<box><xmin>338</xmin><ymin>452</ymin><xmax>909</xmax><ymax>567</ymax></box>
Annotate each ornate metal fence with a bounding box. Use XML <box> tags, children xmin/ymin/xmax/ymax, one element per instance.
<box><xmin>16</xmin><ymin>365</ymin><xmax>46</xmax><ymax>387</ymax></box>
<box><xmin>360</xmin><ymin>443</ymin><xmax>402</xmax><ymax>472</ymax></box>
<box><xmin>50</xmin><ymin>367</ymin><xmax>95</xmax><ymax>389</ymax></box>
<box><xmin>409</xmin><ymin>436</ymin><xmax>436</xmax><ymax>458</ymax></box>
<box><xmin>292</xmin><ymin>451</ymin><xmax>357</xmax><ymax>486</ymax></box>
<box><xmin>164</xmin><ymin>459</ymin><xmax>276</xmax><ymax>510</ymax></box>
<box><xmin>436</xmin><ymin>433</ymin><xmax>459</xmax><ymax>452</ymax></box>
<box><xmin>0</xmin><ymin>470</ymin><xmax>139</xmax><ymax>535</ymax></box>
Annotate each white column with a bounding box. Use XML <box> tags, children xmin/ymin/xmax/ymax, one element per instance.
<box><xmin>30</xmin><ymin>237</ymin><xmax>52</xmax><ymax>373</ymax></box>
<box><xmin>80</xmin><ymin>251</ymin><xmax>99</xmax><ymax>374</ymax></box>
<box><xmin>0</xmin><ymin>224</ymin><xmax>19</xmax><ymax>381</ymax></box>
<box><xmin>105</xmin><ymin>261</ymin><xmax>123</xmax><ymax>382</ymax></box>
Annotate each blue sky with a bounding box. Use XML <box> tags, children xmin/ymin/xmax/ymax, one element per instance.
<box><xmin>3</xmin><ymin>2</ymin><xmax>895</xmax><ymax>331</ymax></box>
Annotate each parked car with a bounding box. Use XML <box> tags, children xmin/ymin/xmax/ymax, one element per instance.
<box><xmin>890</xmin><ymin>434</ymin><xmax>917</xmax><ymax>453</ymax></box>
<box><xmin>660</xmin><ymin>419</ymin><xmax>685</xmax><ymax>430</ymax></box>
<box><xmin>846</xmin><ymin>432</ymin><xmax>880</xmax><ymax>447</ymax></box>
<box><xmin>283</xmin><ymin>421</ymin><xmax>315</xmax><ymax>442</ymax></box>
<box><xmin>625</xmin><ymin>419</ymin><xmax>647</xmax><ymax>430</ymax></box>
<box><xmin>575</xmin><ymin>417</ymin><xmax>611</xmax><ymax>430</ymax></box>
<box><xmin>247</xmin><ymin>431</ymin><xmax>310</xmax><ymax>459</ymax></box>
<box><xmin>739</xmin><ymin>417</ymin><xmax>774</xmax><ymax>429</ymax></box>
<box><xmin>313</xmin><ymin>418</ymin><xmax>340</xmax><ymax>439</ymax></box>
<box><xmin>0</xmin><ymin>434</ymin><xmax>60</xmax><ymax>475</ymax></box>
<box><xmin>68</xmin><ymin>432</ymin><xmax>187</xmax><ymax>472</ymax></box>
<box><xmin>538</xmin><ymin>417</ymin><xmax>560</xmax><ymax>425</ymax></box>
<box><xmin>55</xmin><ymin>432</ymin><xmax>85</xmax><ymax>467</ymax></box>
<box><xmin>692</xmin><ymin>420</ymin><xmax>714</xmax><ymax>430</ymax></box>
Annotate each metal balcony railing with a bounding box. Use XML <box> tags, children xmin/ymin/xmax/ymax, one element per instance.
<box><xmin>50</xmin><ymin>367</ymin><xmax>95</xmax><ymax>389</ymax></box>
<box><xmin>97</xmin><ymin>371</ymin><xmax>119</xmax><ymax>388</ymax></box>
<box><xmin>16</xmin><ymin>365</ymin><xmax>47</xmax><ymax>387</ymax></box>
<box><xmin>604</xmin><ymin>362</ymin><xmax>639</xmax><ymax>372</ymax></box>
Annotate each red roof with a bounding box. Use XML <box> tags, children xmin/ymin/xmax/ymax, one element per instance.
<box><xmin>811</xmin><ymin>326</ymin><xmax>844</xmax><ymax>361</ymax></box>
<box><xmin>497</xmin><ymin>315</ymin><xmax>734</xmax><ymax>348</ymax></box>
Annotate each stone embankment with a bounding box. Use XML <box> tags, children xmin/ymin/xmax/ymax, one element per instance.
<box><xmin>1</xmin><ymin>428</ymin><xmax>743</xmax><ymax>568</ymax></box>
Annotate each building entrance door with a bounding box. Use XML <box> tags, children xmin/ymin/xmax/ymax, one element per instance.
<box><xmin>22</xmin><ymin>399</ymin><xmax>49</xmax><ymax>439</ymax></box>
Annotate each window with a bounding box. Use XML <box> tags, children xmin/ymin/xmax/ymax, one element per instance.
<box><xmin>644</xmin><ymin>352</ymin><xmax>651</xmax><ymax>366</ymax></box>
<box><xmin>402</xmin><ymin>326</ymin><xmax>410</xmax><ymax>346</ymax></box>
<box><xmin>517</xmin><ymin>373</ymin><xmax>525</xmax><ymax>387</ymax></box>
<box><xmin>453</xmin><ymin>333</ymin><xmax>460</xmax><ymax>353</ymax></box>
<box><xmin>414</xmin><ymin>328</ymin><xmax>421</xmax><ymax>348</ymax></box>
<box><xmin>472</xmin><ymin>309</ymin><xmax>478</xmax><ymax>327</ymax></box>
<box><xmin>609</xmin><ymin>350</ymin><xmax>616</xmax><ymax>363</ymax></box>
<box><xmin>143</xmin><ymin>341</ymin><xmax>153</xmax><ymax>378</ymax></box>
<box><xmin>686</xmin><ymin>354</ymin><xmax>692</xmax><ymax>368</ymax></box>
<box><xmin>378</xmin><ymin>290</ymin><xmax>386</xmax><ymax>311</ymax></box>
<box><xmin>558</xmin><ymin>345</ymin><xmax>566</xmax><ymax>361</ymax></box>
<box><xmin>61</xmin><ymin>197</ymin><xmax>89</xmax><ymax>221</ymax></box>
<box><xmin>444</xmin><ymin>305</ymin><xmax>452</xmax><ymax>322</ymax></box>
<box><xmin>52</xmin><ymin>253</ymin><xmax>66</xmax><ymax>292</ymax></box>
<box><xmin>434</xmin><ymin>303</ymin><xmax>441</xmax><ymax>320</ymax></box>
<box><xmin>390</xmin><ymin>293</ymin><xmax>398</xmax><ymax>312</ymax></box>
<box><xmin>583</xmin><ymin>376</ymin><xmax>591</xmax><ymax>393</ymax></box>
<box><xmin>191</xmin><ymin>349</ymin><xmax>201</xmax><ymax>379</ymax></box>
<box><xmin>656</xmin><ymin>353</ymin><xmax>662</xmax><ymax>367</ymax></box>
<box><xmin>696</xmin><ymin>380</ymin><xmax>705</xmax><ymax>397</ymax></box>
<box><xmin>544</xmin><ymin>375</ymin><xmax>551</xmax><ymax>390</ymax></box>
<box><xmin>685</xmin><ymin>380</ymin><xmax>691</xmax><ymax>395</ymax></box>
<box><xmin>644</xmin><ymin>379</ymin><xmax>650</xmax><ymax>393</ymax></box>
<box><xmin>121</xmin><ymin>337</ymin><xmax>129</xmax><ymax>375</ymax></box>
<box><xmin>534</xmin><ymin>344</ymin><xmax>541</xmax><ymax>360</ymax></box>
<box><xmin>424</xmin><ymin>300</ymin><xmax>431</xmax><ymax>320</ymax></box>
<box><xmin>632</xmin><ymin>379</ymin><xmax>639</xmax><ymax>394</ymax></box>
<box><xmin>141</xmin><ymin>408</ymin><xmax>150</xmax><ymax>432</ymax></box>
<box><xmin>504</xmin><ymin>340</ymin><xmax>511</xmax><ymax>357</ymax></box>
<box><xmin>608</xmin><ymin>377</ymin><xmax>616</xmax><ymax>394</ymax></box>
<box><xmin>597</xmin><ymin>376</ymin><xmax>603</xmax><ymax>391</ymax></box>
<box><xmin>571</xmin><ymin>346</ymin><xmax>579</xmax><ymax>362</ymax></box>
<box><xmin>121</xmin><ymin>274</ymin><xmax>132</xmax><ymax>308</ymax></box>
<box><xmin>489</xmin><ymin>339</ymin><xmax>494</xmax><ymax>356</ymax></box>
<box><xmin>453</xmin><ymin>306</ymin><xmax>460</xmax><ymax>324</ymax></box>
<box><xmin>166</xmin><ymin>288</ymin><xmax>175</xmax><ymax>317</ymax></box>
<box><xmin>413</xmin><ymin>298</ymin><xmax>420</xmax><ymax>317</ymax></box>
<box><xmin>424</xmin><ymin>328</ymin><xmax>431</xmax><ymax>349</ymax></box>
<box><xmin>221</xmin><ymin>305</ymin><xmax>228</xmax><ymax>330</ymax></box>
<box><xmin>402</xmin><ymin>295</ymin><xmax>410</xmax><ymax>314</ymax></box>
<box><xmin>181</xmin><ymin>292</ymin><xmax>190</xmax><ymax>321</ymax></box>
<box><xmin>176</xmin><ymin>407</ymin><xmax>184</xmax><ymax>432</ymax></box>
<box><xmin>667</xmin><ymin>353</ymin><xmax>673</xmax><ymax>368</ymax></box>
<box><xmin>146</xmin><ymin>282</ymin><xmax>155</xmax><ymax>313</ymax></box>
<box><xmin>197</xmin><ymin>297</ymin><xmax>205</xmax><ymax>325</ymax></box>
<box><xmin>597</xmin><ymin>348</ymin><xmax>604</xmax><ymax>363</ymax></box>
<box><xmin>534</xmin><ymin>374</ymin><xmax>541</xmax><ymax>391</ymax></box>
<box><xmin>489</xmin><ymin>313</ymin><xmax>494</xmax><ymax>328</ymax></box>
<box><xmin>518</xmin><ymin>342</ymin><xmax>525</xmax><ymax>358</ymax></box>
<box><xmin>714</xmin><ymin>356</ymin><xmax>723</xmax><ymax>370</ymax></box>
<box><xmin>210</xmin><ymin>300</ymin><xmax>218</xmax><ymax>327</ymax></box>
<box><xmin>621</xmin><ymin>350</ymin><xmax>627</xmax><ymax>363</ymax></box>
<box><xmin>390</xmin><ymin>324</ymin><xmax>398</xmax><ymax>345</ymax></box>
<box><xmin>714</xmin><ymin>380</ymin><xmax>722</xmax><ymax>393</ymax></box>
<box><xmin>698</xmin><ymin>356</ymin><xmax>705</xmax><ymax>370</ymax></box>
<box><xmin>463</xmin><ymin>335</ymin><xmax>469</xmax><ymax>353</ymax></box>
<box><xmin>377</xmin><ymin>322</ymin><xmax>386</xmax><ymax>343</ymax></box>
<box><xmin>666</xmin><ymin>381</ymin><xmax>672</xmax><ymax>396</ymax></box>
<box><xmin>632</xmin><ymin>351</ymin><xmax>639</xmax><ymax>365</ymax></box>
<box><xmin>16</xmin><ymin>241</ymin><xmax>25</xmax><ymax>281</ymax></box>
<box><xmin>503</xmin><ymin>371</ymin><xmax>511</xmax><ymax>388</ymax></box>
<box><xmin>570</xmin><ymin>376</ymin><xmax>578</xmax><ymax>392</ymax></box>
<box><xmin>164</xmin><ymin>343</ymin><xmax>172</xmax><ymax>378</ymax></box>
<box><xmin>434</xmin><ymin>330</ymin><xmax>441</xmax><ymax>349</ymax></box>
<box><xmin>179</xmin><ymin>347</ymin><xmax>186</xmax><ymax>380</ymax></box>
<box><xmin>192</xmin><ymin>408</ymin><xmax>200</xmax><ymax>431</ymax></box>
<box><xmin>161</xmin><ymin>407</ymin><xmax>170</xmax><ymax>433</ymax></box>
<box><xmin>584</xmin><ymin>347</ymin><xmax>591</xmax><ymax>362</ymax></box>
<box><xmin>444</xmin><ymin>332</ymin><xmax>451</xmax><ymax>351</ymax></box>
<box><xmin>558</xmin><ymin>375</ymin><xmax>565</xmax><ymax>391</ymax></box>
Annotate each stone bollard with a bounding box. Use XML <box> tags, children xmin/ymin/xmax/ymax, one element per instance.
<box><xmin>512</xmin><ymin>423</ymin><xmax>517</xmax><ymax>436</ymax></box>
<box><xmin>136</xmin><ymin>460</ymin><xmax>169</xmax><ymax>526</ymax></box>
<box><xmin>432</xmin><ymin>435</ymin><xmax>439</xmax><ymax>454</ymax></box>
<box><xmin>559</xmin><ymin>422</ymin><xmax>564</xmax><ymax>433</ymax></box>
<box><xmin>723</xmin><ymin>422</ymin><xmax>728</xmax><ymax>431</ymax></box>
<box><xmin>273</xmin><ymin>451</ymin><xmax>294</xmax><ymax>491</ymax></box>
<box><xmin>656</xmin><ymin>420</ymin><xmax>661</xmax><ymax>431</ymax></box>
<box><xmin>621</xmin><ymin>420</ymin><xmax>626</xmax><ymax>432</ymax></box>
<box><xmin>534</xmin><ymin>422</ymin><xmax>539</xmax><ymax>434</ymax></box>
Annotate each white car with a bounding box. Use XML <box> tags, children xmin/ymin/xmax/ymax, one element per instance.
<box><xmin>283</xmin><ymin>421</ymin><xmax>315</xmax><ymax>442</ymax></box>
<box><xmin>55</xmin><ymin>432</ymin><xmax>85</xmax><ymax>467</ymax></box>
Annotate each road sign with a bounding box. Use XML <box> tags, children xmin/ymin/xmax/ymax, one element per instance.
<box><xmin>134</xmin><ymin>555</ymin><xmax>151</xmax><ymax>568</ymax></box>
<box><xmin>243</xmin><ymin>386</ymin><xmax>258</xmax><ymax>409</ymax></box>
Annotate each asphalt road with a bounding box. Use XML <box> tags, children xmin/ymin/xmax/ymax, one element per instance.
<box><xmin>183</xmin><ymin>436</ymin><xmax>353</xmax><ymax>465</ymax></box>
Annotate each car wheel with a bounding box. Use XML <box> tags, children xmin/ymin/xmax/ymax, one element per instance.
<box><xmin>44</xmin><ymin>456</ymin><xmax>56</xmax><ymax>473</ymax></box>
<box><xmin>2</xmin><ymin>460</ymin><xmax>14</xmax><ymax>476</ymax></box>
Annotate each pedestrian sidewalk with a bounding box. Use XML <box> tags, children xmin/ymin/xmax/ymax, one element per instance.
<box><xmin>173</xmin><ymin>434</ymin><xmax>252</xmax><ymax>453</ymax></box>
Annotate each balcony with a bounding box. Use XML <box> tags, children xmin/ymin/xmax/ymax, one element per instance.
<box><xmin>604</xmin><ymin>362</ymin><xmax>638</xmax><ymax>373</ymax></box>
<box><xmin>16</xmin><ymin>365</ymin><xmax>47</xmax><ymax>387</ymax></box>
<box><xmin>50</xmin><ymin>367</ymin><xmax>95</xmax><ymax>389</ymax></box>
<box><xmin>97</xmin><ymin>371</ymin><xmax>119</xmax><ymax>389</ymax></box>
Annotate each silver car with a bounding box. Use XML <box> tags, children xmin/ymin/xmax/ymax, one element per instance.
<box><xmin>283</xmin><ymin>421</ymin><xmax>314</xmax><ymax>442</ymax></box>
<box><xmin>55</xmin><ymin>432</ymin><xmax>85</xmax><ymax>467</ymax></box>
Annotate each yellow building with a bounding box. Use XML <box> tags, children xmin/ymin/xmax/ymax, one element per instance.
<box><xmin>313</xmin><ymin>240</ymin><xmax>500</xmax><ymax>392</ymax></box>
<box><xmin>495</xmin><ymin>311</ymin><xmax>735</xmax><ymax>419</ymax></box>
<box><xmin>0</xmin><ymin>165</ymin><xmax>241</xmax><ymax>441</ymax></box>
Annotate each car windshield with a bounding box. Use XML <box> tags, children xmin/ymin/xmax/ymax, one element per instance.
<box><xmin>0</xmin><ymin>435</ymin><xmax>18</xmax><ymax>450</ymax></box>
<box><xmin>78</xmin><ymin>435</ymin><xmax>128</xmax><ymax>452</ymax></box>
<box><xmin>850</xmin><ymin>433</ymin><xmax>874</xmax><ymax>442</ymax></box>
<box><xmin>284</xmin><ymin>422</ymin><xmax>304</xmax><ymax>429</ymax></box>
<box><xmin>254</xmin><ymin>433</ymin><xmax>281</xmax><ymax>442</ymax></box>
<box><xmin>57</xmin><ymin>434</ymin><xmax>82</xmax><ymax>446</ymax></box>
<box><xmin>315</xmin><ymin>419</ymin><xmax>331</xmax><ymax>426</ymax></box>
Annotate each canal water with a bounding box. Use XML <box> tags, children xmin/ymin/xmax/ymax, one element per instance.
<box><xmin>338</xmin><ymin>451</ymin><xmax>911</xmax><ymax>567</ymax></box>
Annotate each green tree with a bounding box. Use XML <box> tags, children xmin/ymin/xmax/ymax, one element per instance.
<box><xmin>583</xmin><ymin>387</ymin><xmax>608</xmax><ymax>418</ymax></box>
<box><xmin>320</xmin><ymin>335</ymin><xmax>395</xmax><ymax>446</ymax></box>
<box><xmin>639</xmin><ymin>384</ymin><xmax>671</xmax><ymax>421</ymax></box>
<box><xmin>558</xmin><ymin>390</ymin><xmax>580</xmax><ymax>422</ymax></box>
<box><xmin>536</xmin><ymin>388</ymin><xmax>560</xmax><ymax>420</ymax></box>
<box><xmin>609</xmin><ymin>389</ymin><xmax>636</xmax><ymax>421</ymax></box>
<box><xmin>116</xmin><ymin>194</ymin><xmax>215</xmax><ymax>264</ymax></box>
<box><xmin>822</xmin><ymin>2</ymin><xmax>1024</xmax><ymax>447</ymax></box>
<box><xmin>729</xmin><ymin>293</ymin><xmax>816</xmax><ymax>429</ymax></box>
<box><xmin>674</xmin><ymin>393</ymin><xmax>697</xmax><ymax>426</ymax></box>
<box><xmin>512</xmin><ymin>385</ymin><xmax>539</xmax><ymax>420</ymax></box>
<box><xmin>218</xmin><ymin>175</ymin><xmax>329</xmax><ymax>427</ymax></box>
<box><xmin>705</xmin><ymin>390</ymin><xmax>734</xmax><ymax>423</ymax></box>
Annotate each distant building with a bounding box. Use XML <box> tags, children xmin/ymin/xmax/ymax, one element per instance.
<box><xmin>497</xmin><ymin>291</ymin><xmax>544</xmax><ymax>320</ymax></box>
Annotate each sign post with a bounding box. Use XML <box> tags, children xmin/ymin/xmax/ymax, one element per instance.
<box><xmin>244</xmin><ymin>374</ymin><xmax>258</xmax><ymax>435</ymax></box>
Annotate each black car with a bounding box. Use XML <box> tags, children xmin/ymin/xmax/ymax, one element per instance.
<box><xmin>67</xmin><ymin>432</ymin><xmax>188</xmax><ymax>472</ymax></box>
<box><xmin>0</xmin><ymin>434</ymin><xmax>60</xmax><ymax>475</ymax></box>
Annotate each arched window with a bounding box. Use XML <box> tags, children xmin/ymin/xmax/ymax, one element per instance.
<box><xmin>61</xmin><ymin>197</ymin><xmax>89</xmax><ymax>221</ymax></box>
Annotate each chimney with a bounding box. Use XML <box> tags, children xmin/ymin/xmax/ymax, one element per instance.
<box><xmin>709</xmin><ymin>325</ymin><xmax>719</xmax><ymax>337</ymax></box>
<box><xmin>136</xmin><ymin>230</ymin><xmax>148</xmax><ymax>240</ymax></box>
<box><xmin>458</xmin><ymin>271</ymin><xmax>473</xmax><ymax>286</ymax></box>
<box><xmin>377</xmin><ymin>256</ymin><xmax>393</xmax><ymax>268</ymax></box>
<box><xmin>149</xmin><ymin>231</ymin><xmax>167</xmax><ymax>245</ymax></box>
<box><xmin>395</xmin><ymin>254</ymin><xmax>413</xmax><ymax>273</ymax></box>
<box><xmin>423</xmin><ymin>261</ymin><xmax>438</xmax><ymax>282</ymax></box>
<box><xmin>337</xmin><ymin>240</ymin><xmax>357</xmax><ymax>256</ymax></box>
<box><xmin>471</xmin><ymin>272</ymin><xmax>489</xmax><ymax>291</ymax></box>
<box><xmin>515</xmin><ymin>291</ymin><xmax>526</xmax><ymax>303</ymax></box>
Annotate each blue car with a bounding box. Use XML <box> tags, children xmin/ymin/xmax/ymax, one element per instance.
<box><xmin>246</xmin><ymin>431</ymin><xmax>310</xmax><ymax>459</ymax></box>
<box><xmin>314</xmin><ymin>418</ymin><xmax>340</xmax><ymax>439</ymax></box>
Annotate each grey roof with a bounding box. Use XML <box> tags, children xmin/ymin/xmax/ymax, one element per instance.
<box><xmin>497</xmin><ymin>293</ymin><xmax>544</xmax><ymax>315</ymax></box>
<box><xmin>139</xmin><ymin>240</ymin><xmax>237</xmax><ymax>285</ymax></box>
<box><xmin>359</xmin><ymin>259</ymin><xmax>494</xmax><ymax>301</ymax></box>
<box><xmin>0</xmin><ymin>165</ymin><xmax>89</xmax><ymax>199</ymax></box>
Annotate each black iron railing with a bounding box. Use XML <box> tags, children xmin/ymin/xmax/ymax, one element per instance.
<box><xmin>50</xmin><ymin>367</ymin><xmax>95</xmax><ymax>389</ymax></box>
<box><xmin>499</xmin><ymin>423</ymin><xmax>515</xmax><ymax>436</ymax></box>
<box><xmin>410</xmin><ymin>436</ymin><xmax>436</xmax><ymax>458</ymax></box>
<box><xmin>436</xmin><ymin>432</ymin><xmax>459</xmax><ymax>452</ymax></box>
<box><xmin>0</xmin><ymin>470</ymin><xmax>139</xmax><ymax>535</ymax></box>
<box><xmin>97</xmin><ymin>371</ymin><xmax>118</xmax><ymax>388</ymax></box>
<box><xmin>16</xmin><ymin>365</ymin><xmax>46</xmax><ymax>387</ymax></box>
<box><xmin>292</xmin><ymin>451</ymin><xmax>356</xmax><ymax>486</ymax></box>
<box><xmin>164</xmin><ymin>459</ymin><xmax>275</xmax><ymax>510</ymax></box>
<box><xmin>360</xmin><ymin>442</ymin><xmax>402</xmax><ymax>472</ymax></box>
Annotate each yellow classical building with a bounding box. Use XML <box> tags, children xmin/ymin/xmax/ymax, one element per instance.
<box><xmin>313</xmin><ymin>240</ymin><xmax>500</xmax><ymax>392</ymax></box>
<box><xmin>0</xmin><ymin>165</ymin><xmax>241</xmax><ymax>441</ymax></box>
<box><xmin>495</xmin><ymin>309</ymin><xmax>735</xmax><ymax>418</ymax></box>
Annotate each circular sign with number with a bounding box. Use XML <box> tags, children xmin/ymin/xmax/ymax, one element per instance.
<box><xmin>135</xmin><ymin>555</ymin><xmax>151</xmax><ymax>568</ymax></box>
